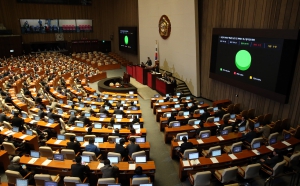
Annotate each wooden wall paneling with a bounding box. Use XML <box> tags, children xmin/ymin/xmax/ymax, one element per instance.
<box><xmin>289</xmin><ymin>0</ymin><xmax>300</xmax><ymax>28</ymax></box>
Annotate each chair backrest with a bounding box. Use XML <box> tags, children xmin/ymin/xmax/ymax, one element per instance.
<box><xmin>263</xmin><ymin>113</ymin><xmax>273</xmax><ymax>124</ymax></box>
<box><xmin>230</xmin><ymin>142</ymin><xmax>243</xmax><ymax>153</ymax></box>
<box><xmin>64</xmin><ymin>176</ymin><xmax>82</xmax><ymax>186</ymax></box>
<box><xmin>108</xmin><ymin>136</ymin><xmax>119</xmax><ymax>142</ymax></box>
<box><xmin>240</xmin><ymin>110</ymin><xmax>248</xmax><ymax>118</ymax></box>
<box><xmin>59</xmin><ymin>118</ymin><xmax>67</xmax><ymax>131</ymax></box>
<box><xmin>169</xmin><ymin>121</ymin><xmax>179</xmax><ymax>127</ymax></box>
<box><xmin>289</xmin><ymin>152</ymin><xmax>300</xmax><ymax>167</ymax></box>
<box><xmin>188</xmin><ymin>119</ymin><xmax>197</xmax><ymax>125</ymax></box>
<box><xmin>107</xmin><ymin>152</ymin><xmax>122</xmax><ymax>162</ymax></box>
<box><xmin>223</xmin><ymin>126</ymin><xmax>232</xmax><ymax>133</ymax></box>
<box><xmin>175</xmin><ymin>132</ymin><xmax>188</xmax><ymax>141</ymax></box>
<box><xmin>39</xmin><ymin>146</ymin><xmax>54</xmax><ymax>159</ymax></box>
<box><xmin>194</xmin><ymin>109</ymin><xmax>200</xmax><ymax>114</ymax></box>
<box><xmin>183</xmin><ymin>149</ymin><xmax>198</xmax><ymax>159</ymax></box>
<box><xmin>132</xmin><ymin>151</ymin><xmax>146</xmax><ymax>160</ymax></box>
<box><xmin>268</xmin><ymin>132</ymin><xmax>279</xmax><ymax>144</ymax></box>
<box><xmin>178</xmin><ymin>111</ymin><xmax>184</xmax><ymax>116</ymax></box>
<box><xmin>61</xmin><ymin>149</ymin><xmax>76</xmax><ymax>160</ymax></box>
<box><xmin>281</xmin><ymin>118</ymin><xmax>290</xmax><ymax>131</ymax></box>
<box><xmin>194</xmin><ymin>171</ymin><xmax>211</xmax><ymax>186</ymax></box>
<box><xmin>163</xmin><ymin>112</ymin><xmax>171</xmax><ymax>118</ymax></box>
<box><xmin>244</xmin><ymin>163</ymin><xmax>261</xmax><ymax>179</ymax></box>
<box><xmin>247</xmin><ymin>109</ymin><xmax>255</xmax><ymax>119</ymax></box>
<box><xmin>34</xmin><ymin>174</ymin><xmax>52</xmax><ymax>186</ymax></box>
<box><xmin>82</xmin><ymin>151</ymin><xmax>97</xmax><ymax>161</ymax></box>
<box><xmin>207</xmin><ymin>146</ymin><xmax>221</xmax><ymax>155</ymax></box>
<box><xmin>221</xmin><ymin>166</ymin><xmax>238</xmax><ymax>183</ymax></box>
<box><xmin>251</xmin><ymin>137</ymin><xmax>263</xmax><ymax>149</ymax></box>
<box><xmin>5</xmin><ymin>170</ymin><xmax>23</xmax><ymax>184</ymax></box>
<box><xmin>3</xmin><ymin>121</ymin><xmax>13</xmax><ymax>130</ymax></box>
<box><xmin>272</xmin><ymin>160</ymin><xmax>286</xmax><ymax>176</ymax></box>
<box><xmin>65</xmin><ymin>133</ymin><xmax>76</xmax><ymax>140</ymax></box>
<box><xmin>131</xmin><ymin>177</ymin><xmax>150</xmax><ymax>185</ymax></box>
<box><xmin>2</xmin><ymin>142</ymin><xmax>17</xmax><ymax>155</ymax></box>
<box><xmin>206</xmin><ymin>117</ymin><xmax>214</xmax><ymax>123</ymax></box>
<box><xmin>84</xmin><ymin>135</ymin><xmax>96</xmax><ymax>141</ymax></box>
<box><xmin>97</xmin><ymin>178</ymin><xmax>116</xmax><ymax>184</ymax></box>
<box><xmin>222</xmin><ymin>113</ymin><xmax>230</xmax><ymax>121</ymax></box>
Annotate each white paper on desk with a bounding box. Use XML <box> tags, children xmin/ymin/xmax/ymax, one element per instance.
<box><xmin>136</xmin><ymin>129</ymin><xmax>141</xmax><ymax>133</ymax></box>
<box><xmin>19</xmin><ymin>135</ymin><xmax>28</xmax><ymax>139</ymax></box>
<box><xmin>177</xmin><ymin>141</ymin><xmax>183</xmax><ymax>146</ymax></box>
<box><xmin>157</xmin><ymin>109</ymin><xmax>162</xmax><ymax>112</ymax></box>
<box><xmin>193</xmin><ymin>125</ymin><xmax>199</xmax><ymax>129</ymax></box>
<box><xmin>210</xmin><ymin>157</ymin><xmax>219</xmax><ymax>163</ymax></box>
<box><xmin>129</xmin><ymin>164</ymin><xmax>136</xmax><ymax>170</ymax></box>
<box><xmin>182</xmin><ymin>160</ymin><xmax>190</xmax><ymax>167</ymax></box>
<box><xmin>214</xmin><ymin>122</ymin><xmax>221</xmax><ymax>126</ymax></box>
<box><xmin>42</xmin><ymin>159</ymin><xmax>52</xmax><ymax>166</ymax></box>
<box><xmin>184</xmin><ymin>116</ymin><xmax>189</xmax><ymax>118</ymax></box>
<box><xmin>82</xmin><ymin>142</ymin><xmax>88</xmax><ymax>147</ymax></box>
<box><xmin>0</xmin><ymin>126</ymin><xmax>3</xmax><ymax>130</ymax></box>
<box><xmin>217</xmin><ymin>136</ymin><xmax>224</xmax><ymax>141</ymax></box>
<box><xmin>116</xmin><ymin>119</ymin><xmax>121</xmax><ymax>122</ymax></box>
<box><xmin>229</xmin><ymin>154</ymin><xmax>237</xmax><ymax>160</ymax></box>
<box><xmin>4</xmin><ymin>130</ymin><xmax>12</xmax><ymax>135</ymax></box>
<box><xmin>28</xmin><ymin>158</ymin><xmax>38</xmax><ymax>164</ymax></box>
<box><xmin>129</xmin><ymin>119</ymin><xmax>133</xmax><ymax>122</ymax></box>
<box><xmin>282</xmin><ymin>141</ymin><xmax>291</xmax><ymax>146</ymax></box>
<box><xmin>229</xmin><ymin>119</ymin><xmax>236</xmax><ymax>122</ymax></box>
<box><xmin>46</xmin><ymin>123</ymin><xmax>52</xmax><ymax>127</ymax></box>
<box><xmin>190</xmin><ymin>159</ymin><xmax>200</xmax><ymax>165</ymax></box>
<box><xmin>54</xmin><ymin>140</ymin><xmax>62</xmax><ymax>144</ymax></box>
<box><xmin>252</xmin><ymin>149</ymin><xmax>260</xmax><ymax>155</ymax></box>
<box><xmin>69</xmin><ymin>127</ymin><xmax>75</xmax><ymax>130</ymax></box>
<box><xmin>127</xmin><ymin>111</ymin><xmax>131</xmax><ymax>113</ymax></box>
<box><xmin>171</xmin><ymin>108</ymin><xmax>176</xmax><ymax>111</ymax></box>
<box><xmin>197</xmin><ymin>139</ymin><xmax>204</xmax><ymax>144</ymax></box>
<box><xmin>99</xmin><ymin>118</ymin><xmax>104</xmax><ymax>121</ymax></box>
<box><xmin>97</xmin><ymin>163</ymin><xmax>104</xmax><ymax>169</ymax></box>
<box><xmin>266</xmin><ymin>146</ymin><xmax>274</xmax><ymax>151</ymax></box>
<box><xmin>29</xmin><ymin>120</ymin><xmax>37</xmax><ymax>124</ymax></box>
<box><xmin>155</xmin><ymin>103</ymin><xmax>159</xmax><ymax>105</ymax></box>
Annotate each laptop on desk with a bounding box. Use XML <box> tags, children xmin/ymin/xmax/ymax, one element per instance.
<box><xmin>81</xmin><ymin>155</ymin><xmax>90</xmax><ymax>165</ymax></box>
<box><xmin>91</xmin><ymin>105</ymin><xmax>97</xmax><ymax>109</ymax></box>
<box><xmin>213</xmin><ymin>107</ymin><xmax>218</xmax><ymax>111</ymax></box>
<box><xmin>75</xmin><ymin>184</ymin><xmax>89</xmax><ymax>186</ymax></box>
<box><xmin>232</xmin><ymin>146</ymin><xmax>242</xmax><ymax>153</ymax></box>
<box><xmin>188</xmin><ymin>152</ymin><xmax>199</xmax><ymax>160</ymax></box>
<box><xmin>13</xmin><ymin>126</ymin><xmax>19</xmax><ymax>133</ymax></box>
<box><xmin>57</xmin><ymin>134</ymin><xmax>66</xmax><ymax>140</ymax></box>
<box><xmin>211</xmin><ymin>149</ymin><xmax>222</xmax><ymax>157</ymax></box>
<box><xmin>252</xmin><ymin>142</ymin><xmax>261</xmax><ymax>149</ymax></box>
<box><xmin>95</xmin><ymin>137</ymin><xmax>104</xmax><ymax>143</ymax></box>
<box><xmin>200</xmin><ymin>132</ymin><xmax>210</xmax><ymax>139</ymax></box>
<box><xmin>107</xmin><ymin>156</ymin><xmax>119</xmax><ymax>165</ymax></box>
<box><xmin>48</xmin><ymin>118</ymin><xmax>54</xmax><ymax>124</ymax></box>
<box><xmin>269</xmin><ymin>137</ymin><xmax>277</xmax><ymax>145</ymax></box>
<box><xmin>284</xmin><ymin>133</ymin><xmax>291</xmax><ymax>141</ymax></box>
<box><xmin>254</xmin><ymin>122</ymin><xmax>260</xmax><ymax>128</ymax></box>
<box><xmin>30</xmin><ymin>150</ymin><xmax>40</xmax><ymax>158</ymax></box>
<box><xmin>26</xmin><ymin>130</ymin><xmax>33</xmax><ymax>136</ymax></box>
<box><xmin>179</xmin><ymin>135</ymin><xmax>188</xmax><ymax>141</ymax></box>
<box><xmin>221</xmin><ymin>129</ymin><xmax>229</xmax><ymax>136</ymax></box>
<box><xmin>239</xmin><ymin>126</ymin><xmax>246</xmax><ymax>132</ymax></box>
<box><xmin>16</xmin><ymin>178</ymin><xmax>28</xmax><ymax>186</ymax></box>
<box><xmin>230</xmin><ymin>114</ymin><xmax>236</xmax><ymax>119</ymax></box>
<box><xmin>135</xmin><ymin>155</ymin><xmax>147</xmax><ymax>163</ymax></box>
<box><xmin>94</xmin><ymin>123</ymin><xmax>102</xmax><ymax>129</ymax></box>
<box><xmin>135</xmin><ymin>137</ymin><xmax>146</xmax><ymax>143</ymax></box>
<box><xmin>199</xmin><ymin>109</ymin><xmax>205</xmax><ymax>114</ymax></box>
<box><xmin>113</xmin><ymin>124</ymin><xmax>121</xmax><ymax>129</ymax></box>
<box><xmin>53</xmin><ymin>154</ymin><xmax>64</xmax><ymax>161</ymax></box>
<box><xmin>76</xmin><ymin>122</ymin><xmax>84</xmax><ymax>128</ymax></box>
<box><xmin>76</xmin><ymin>136</ymin><xmax>84</xmax><ymax>142</ymax></box>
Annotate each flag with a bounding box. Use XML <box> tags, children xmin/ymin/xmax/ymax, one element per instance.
<box><xmin>155</xmin><ymin>41</ymin><xmax>158</xmax><ymax>61</ymax></box>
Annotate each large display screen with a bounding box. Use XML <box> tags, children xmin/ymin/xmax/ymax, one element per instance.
<box><xmin>210</xmin><ymin>28</ymin><xmax>299</xmax><ymax>103</ymax></box>
<box><xmin>118</xmin><ymin>27</ymin><xmax>138</xmax><ymax>54</ymax></box>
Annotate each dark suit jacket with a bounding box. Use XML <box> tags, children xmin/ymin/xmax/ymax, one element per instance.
<box><xmin>126</xmin><ymin>143</ymin><xmax>141</xmax><ymax>156</ymax></box>
<box><xmin>71</xmin><ymin>163</ymin><xmax>90</xmax><ymax>181</ymax></box>
<box><xmin>100</xmin><ymin>165</ymin><xmax>119</xmax><ymax>178</ymax></box>
<box><xmin>67</xmin><ymin>141</ymin><xmax>81</xmax><ymax>154</ymax></box>
<box><xmin>242</xmin><ymin>131</ymin><xmax>257</xmax><ymax>143</ymax></box>
<box><xmin>115</xmin><ymin>143</ymin><xmax>127</xmax><ymax>157</ymax></box>
<box><xmin>68</xmin><ymin>115</ymin><xmax>78</xmax><ymax>124</ymax></box>
<box><xmin>200</xmin><ymin>112</ymin><xmax>210</xmax><ymax>121</ymax></box>
<box><xmin>8</xmin><ymin>164</ymin><xmax>29</xmax><ymax>177</ymax></box>
<box><xmin>99</xmin><ymin>108</ymin><xmax>109</xmax><ymax>115</ymax></box>
<box><xmin>47</xmin><ymin>112</ymin><xmax>61</xmax><ymax>120</ymax></box>
<box><xmin>113</xmin><ymin>109</ymin><xmax>125</xmax><ymax>115</ymax></box>
<box><xmin>0</xmin><ymin>113</ymin><xmax>8</xmax><ymax>123</ymax></box>
<box><xmin>78</xmin><ymin>116</ymin><xmax>91</xmax><ymax>125</ymax></box>
<box><xmin>180</xmin><ymin>141</ymin><xmax>194</xmax><ymax>153</ymax></box>
<box><xmin>37</xmin><ymin>110</ymin><xmax>45</xmax><ymax>119</ymax></box>
<box><xmin>11</xmin><ymin>117</ymin><xmax>25</xmax><ymax>131</ymax></box>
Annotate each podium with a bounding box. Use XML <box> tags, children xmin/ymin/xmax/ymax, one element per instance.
<box><xmin>147</xmin><ymin>72</ymin><xmax>162</xmax><ymax>89</ymax></box>
<box><xmin>155</xmin><ymin>78</ymin><xmax>174</xmax><ymax>95</ymax></box>
<box><xmin>136</xmin><ymin>66</ymin><xmax>149</xmax><ymax>85</ymax></box>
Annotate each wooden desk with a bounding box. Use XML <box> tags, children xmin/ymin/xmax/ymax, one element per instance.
<box><xmin>136</xmin><ymin>65</ymin><xmax>149</xmax><ymax>85</ymax></box>
<box><xmin>0</xmin><ymin>150</ymin><xmax>10</xmax><ymax>170</ymax></box>
<box><xmin>101</xmin><ymin>91</ymin><xmax>139</xmax><ymax>98</ymax></box>
<box><xmin>12</xmin><ymin>99</ymin><xmax>28</xmax><ymax>113</ymax></box>
<box><xmin>46</xmin><ymin>140</ymin><xmax>151</xmax><ymax>160</ymax></box>
<box><xmin>212</xmin><ymin>99</ymin><xmax>231</xmax><ymax>107</ymax></box>
<box><xmin>164</xmin><ymin>125</ymin><xmax>198</xmax><ymax>143</ymax></box>
<box><xmin>155</xmin><ymin>78</ymin><xmax>174</xmax><ymax>95</ymax></box>
<box><xmin>83</xmin><ymin>86</ymin><xmax>96</xmax><ymax>94</ymax></box>
<box><xmin>152</xmin><ymin>102</ymin><xmax>176</xmax><ymax>114</ymax></box>
<box><xmin>88</xmin><ymin>72</ymin><xmax>107</xmax><ymax>83</ymax></box>
<box><xmin>170</xmin><ymin>132</ymin><xmax>242</xmax><ymax>158</ymax></box>
<box><xmin>0</xmin><ymin>129</ymin><xmax>39</xmax><ymax>151</ymax></box>
<box><xmin>50</xmin><ymin>88</ymin><xmax>67</xmax><ymax>104</ymax></box>
<box><xmin>24</xmin><ymin>118</ymin><xmax>61</xmax><ymax>134</ymax></box>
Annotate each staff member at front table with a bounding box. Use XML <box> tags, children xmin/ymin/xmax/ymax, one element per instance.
<box><xmin>145</xmin><ymin>57</ymin><xmax>152</xmax><ymax>67</ymax></box>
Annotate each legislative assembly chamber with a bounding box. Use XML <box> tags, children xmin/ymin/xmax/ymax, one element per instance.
<box><xmin>0</xmin><ymin>0</ymin><xmax>300</xmax><ymax>186</ymax></box>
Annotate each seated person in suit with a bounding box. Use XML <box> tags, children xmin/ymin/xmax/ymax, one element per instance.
<box><xmin>78</xmin><ymin>112</ymin><xmax>91</xmax><ymax>126</ymax></box>
<box><xmin>68</xmin><ymin>111</ymin><xmax>79</xmax><ymax>125</ymax></box>
<box><xmin>8</xmin><ymin>156</ymin><xmax>35</xmax><ymax>184</ymax></box>
<box><xmin>260</xmin><ymin>148</ymin><xmax>283</xmax><ymax>168</ymax></box>
<box><xmin>115</xmin><ymin>138</ymin><xmax>127</xmax><ymax>158</ymax></box>
<box><xmin>126</xmin><ymin>137</ymin><xmax>141</xmax><ymax>157</ymax></box>
<box><xmin>85</xmin><ymin>138</ymin><xmax>101</xmax><ymax>156</ymax></box>
<box><xmin>127</xmin><ymin>128</ymin><xmax>142</xmax><ymax>140</ymax></box>
<box><xmin>67</xmin><ymin>136</ymin><xmax>81</xmax><ymax>154</ymax></box>
<box><xmin>71</xmin><ymin>155</ymin><xmax>90</xmax><ymax>182</ymax></box>
<box><xmin>235</xmin><ymin>116</ymin><xmax>249</xmax><ymax>130</ymax></box>
<box><xmin>111</xmin><ymin>128</ymin><xmax>120</xmax><ymax>136</ymax></box>
<box><xmin>100</xmin><ymin>159</ymin><xmax>119</xmax><ymax>178</ymax></box>
<box><xmin>99</xmin><ymin>105</ymin><xmax>109</xmax><ymax>115</ymax></box>
<box><xmin>199</xmin><ymin>109</ymin><xmax>210</xmax><ymax>122</ymax></box>
<box><xmin>47</xmin><ymin>108</ymin><xmax>62</xmax><ymax>121</ymax></box>
<box><xmin>113</xmin><ymin>106</ymin><xmax>125</xmax><ymax>115</ymax></box>
<box><xmin>87</xmin><ymin>126</ymin><xmax>93</xmax><ymax>135</ymax></box>
<box><xmin>130</xmin><ymin>115</ymin><xmax>140</xmax><ymax>126</ymax></box>
<box><xmin>0</xmin><ymin>111</ymin><xmax>9</xmax><ymax>123</ymax></box>
<box><xmin>133</xmin><ymin>166</ymin><xmax>147</xmax><ymax>178</ymax></box>
<box><xmin>256</xmin><ymin>122</ymin><xmax>271</xmax><ymax>139</ymax></box>
<box><xmin>4</xmin><ymin>93</ymin><xmax>13</xmax><ymax>104</ymax></box>
<box><xmin>167</xmin><ymin>113</ymin><xmax>176</xmax><ymax>125</ymax></box>
<box><xmin>187</xmin><ymin>102</ymin><xmax>198</xmax><ymax>113</ymax></box>
<box><xmin>179</xmin><ymin>136</ymin><xmax>194</xmax><ymax>154</ymax></box>
<box><xmin>241</xmin><ymin>123</ymin><xmax>256</xmax><ymax>144</ymax></box>
<box><xmin>103</xmin><ymin>99</ymin><xmax>112</xmax><ymax>107</ymax></box>
<box><xmin>11</xmin><ymin>111</ymin><xmax>25</xmax><ymax>132</ymax></box>
<box><xmin>108</xmin><ymin>116</ymin><xmax>115</xmax><ymax>127</ymax></box>
<box><xmin>37</xmin><ymin>107</ymin><xmax>46</xmax><ymax>119</ymax></box>
<box><xmin>220</xmin><ymin>118</ymin><xmax>231</xmax><ymax>131</ymax></box>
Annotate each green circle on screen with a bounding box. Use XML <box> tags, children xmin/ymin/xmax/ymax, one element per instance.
<box><xmin>235</xmin><ymin>50</ymin><xmax>251</xmax><ymax>71</ymax></box>
<box><xmin>124</xmin><ymin>35</ymin><xmax>129</xmax><ymax>45</ymax></box>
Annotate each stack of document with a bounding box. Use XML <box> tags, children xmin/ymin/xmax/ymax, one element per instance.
<box><xmin>182</xmin><ymin>160</ymin><xmax>190</xmax><ymax>167</ymax></box>
<box><xmin>229</xmin><ymin>154</ymin><xmax>237</xmax><ymax>160</ymax></box>
<box><xmin>282</xmin><ymin>141</ymin><xmax>291</xmax><ymax>146</ymax></box>
<box><xmin>210</xmin><ymin>157</ymin><xmax>219</xmax><ymax>163</ymax></box>
<box><xmin>189</xmin><ymin>159</ymin><xmax>200</xmax><ymax>165</ymax></box>
<box><xmin>54</xmin><ymin>140</ymin><xmax>62</xmax><ymax>144</ymax></box>
<box><xmin>42</xmin><ymin>159</ymin><xmax>52</xmax><ymax>166</ymax></box>
<box><xmin>129</xmin><ymin>164</ymin><xmax>136</xmax><ymax>170</ymax></box>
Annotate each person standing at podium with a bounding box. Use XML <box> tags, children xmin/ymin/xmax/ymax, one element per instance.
<box><xmin>145</xmin><ymin>57</ymin><xmax>152</xmax><ymax>67</ymax></box>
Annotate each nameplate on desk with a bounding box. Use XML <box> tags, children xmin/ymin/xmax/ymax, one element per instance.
<box><xmin>126</xmin><ymin>99</ymin><xmax>129</xmax><ymax>100</ymax></box>
<box><xmin>69</xmin><ymin>127</ymin><xmax>75</xmax><ymax>130</ymax></box>
<box><xmin>19</xmin><ymin>135</ymin><xmax>28</xmax><ymax>139</ymax></box>
<box><xmin>28</xmin><ymin>158</ymin><xmax>38</xmax><ymax>164</ymax></box>
<box><xmin>155</xmin><ymin>103</ymin><xmax>159</xmax><ymax>105</ymax></box>
<box><xmin>266</xmin><ymin>146</ymin><xmax>274</xmax><ymax>151</ymax></box>
<box><xmin>210</xmin><ymin>157</ymin><xmax>219</xmax><ymax>163</ymax></box>
<box><xmin>99</xmin><ymin>118</ymin><xmax>104</xmax><ymax>121</ymax></box>
<box><xmin>197</xmin><ymin>139</ymin><xmax>204</xmax><ymax>144</ymax></box>
<box><xmin>229</xmin><ymin>119</ymin><xmax>236</xmax><ymax>122</ymax></box>
<box><xmin>129</xmin><ymin>164</ymin><xmax>136</xmax><ymax>170</ymax></box>
<box><xmin>182</xmin><ymin>160</ymin><xmax>190</xmax><ymax>167</ymax></box>
<box><xmin>252</xmin><ymin>149</ymin><xmax>260</xmax><ymax>155</ymax></box>
<box><xmin>46</xmin><ymin>123</ymin><xmax>52</xmax><ymax>127</ymax></box>
<box><xmin>54</xmin><ymin>140</ymin><xmax>62</xmax><ymax>144</ymax></box>
<box><xmin>126</xmin><ymin>111</ymin><xmax>131</xmax><ymax>113</ymax></box>
<box><xmin>157</xmin><ymin>109</ymin><xmax>162</xmax><ymax>112</ymax></box>
<box><xmin>214</xmin><ymin>122</ymin><xmax>221</xmax><ymax>126</ymax></box>
<box><xmin>42</xmin><ymin>159</ymin><xmax>52</xmax><ymax>166</ymax></box>
<box><xmin>184</xmin><ymin>116</ymin><xmax>189</xmax><ymax>119</ymax></box>
<box><xmin>129</xmin><ymin>119</ymin><xmax>133</xmax><ymax>122</ymax></box>
<box><xmin>229</xmin><ymin>154</ymin><xmax>237</xmax><ymax>160</ymax></box>
<box><xmin>97</xmin><ymin>163</ymin><xmax>104</xmax><ymax>169</ymax></box>
<box><xmin>282</xmin><ymin>141</ymin><xmax>291</xmax><ymax>146</ymax></box>
<box><xmin>217</xmin><ymin>136</ymin><xmax>224</xmax><ymax>141</ymax></box>
<box><xmin>171</xmin><ymin>108</ymin><xmax>176</xmax><ymax>111</ymax></box>
<box><xmin>192</xmin><ymin>125</ymin><xmax>199</xmax><ymax>129</ymax></box>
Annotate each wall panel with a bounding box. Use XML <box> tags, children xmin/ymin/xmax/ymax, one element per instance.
<box><xmin>200</xmin><ymin>0</ymin><xmax>300</xmax><ymax>126</ymax></box>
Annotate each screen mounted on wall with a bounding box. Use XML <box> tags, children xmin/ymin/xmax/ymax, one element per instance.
<box><xmin>210</xmin><ymin>28</ymin><xmax>300</xmax><ymax>103</ymax></box>
<box><xmin>118</xmin><ymin>27</ymin><xmax>138</xmax><ymax>54</ymax></box>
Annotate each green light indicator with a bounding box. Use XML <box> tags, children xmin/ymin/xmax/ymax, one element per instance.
<box><xmin>220</xmin><ymin>68</ymin><xmax>222</xmax><ymax>71</ymax></box>
<box><xmin>124</xmin><ymin>35</ymin><xmax>129</xmax><ymax>45</ymax></box>
<box><xmin>235</xmin><ymin>50</ymin><xmax>251</xmax><ymax>71</ymax></box>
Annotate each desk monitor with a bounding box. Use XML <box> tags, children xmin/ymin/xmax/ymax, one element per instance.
<box><xmin>107</xmin><ymin>156</ymin><xmax>119</xmax><ymax>164</ymax></box>
<box><xmin>239</xmin><ymin>126</ymin><xmax>246</xmax><ymax>132</ymax></box>
<box><xmin>188</xmin><ymin>152</ymin><xmax>199</xmax><ymax>160</ymax></box>
<box><xmin>70</xmin><ymin>111</ymin><xmax>75</xmax><ymax>116</ymax></box>
<box><xmin>221</xmin><ymin>129</ymin><xmax>229</xmax><ymax>136</ymax></box>
<box><xmin>140</xmin><ymin>184</ymin><xmax>153</xmax><ymax>186</ymax></box>
<box><xmin>187</xmin><ymin>103</ymin><xmax>193</xmax><ymax>107</ymax></box>
<box><xmin>173</xmin><ymin>98</ymin><xmax>178</xmax><ymax>102</ymax></box>
<box><xmin>129</xmin><ymin>95</ymin><xmax>134</xmax><ymax>98</ymax></box>
<box><xmin>34</xmin><ymin>116</ymin><xmax>40</xmax><ymax>121</ymax></box>
<box><xmin>45</xmin><ymin>181</ymin><xmax>58</xmax><ymax>186</ymax></box>
<box><xmin>115</xmin><ymin>137</ymin><xmax>122</xmax><ymax>144</ymax></box>
<box><xmin>13</xmin><ymin>126</ymin><xmax>19</xmax><ymax>132</ymax></box>
<box><xmin>76</xmin><ymin>184</ymin><xmax>90</xmax><ymax>186</ymax></box>
<box><xmin>253</xmin><ymin>142</ymin><xmax>261</xmax><ymax>149</ymax></box>
<box><xmin>201</xmin><ymin>132</ymin><xmax>210</xmax><ymax>139</ymax></box>
<box><xmin>30</xmin><ymin>150</ymin><xmax>40</xmax><ymax>158</ymax></box>
<box><xmin>109</xmin><ymin>100</ymin><xmax>113</xmax><ymax>104</ymax></box>
<box><xmin>172</xmin><ymin>122</ymin><xmax>181</xmax><ymax>127</ymax></box>
<box><xmin>213</xmin><ymin>107</ymin><xmax>218</xmax><ymax>111</ymax></box>
<box><xmin>186</xmin><ymin>96</ymin><xmax>191</xmax><ymax>100</ymax></box>
<box><xmin>79</xmin><ymin>103</ymin><xmax>85</xmax><ymax>108</ymax></box>
<box><xmin>133</xmin><ymin>101</ymin><xmax>138</xmax><ymax>105</ymax></box>
<box><xmin>57</xmin><ymin>109</ymin><xmax>63</xmax><ymax>114</ymax></box>
<box><xmin>94</xmin><ymin>93</ymin><xmax>98</xmax><ymax>96</ymax></box>
<box><xmin>53</xmin><ymin>154</ymin><xmax>64</xmax><ymax>161</ymax></box>
<box><xmin>165</xmin><ymin>94</ymin><xmax>170</xmax><ymax>97</ymax></box>
<box><xmin>284</xmin><ymin>133</ymin><xmax>291</xmax><ymax>141</ymax></box>
<box><xmin>183</xmin><ymin>111</ymin><xmax>189</xmax><ymax>116</ymax></box>
<box><xmin>269</xmin><ymin>137</ymin><xmax>277</xmax><ymax>145</ymax></box>
<box><xmin>119</xmin><ymin>107</ymin><xmax>124</xmax><ymax>110</ymax></box>
<box><xmin>135</xmin><ymin>137</ymin><xmax>145</xmax><ymax>143</ymax></box>
<box><xmin>165</xmin><ymin>113</ymin><xmax>171</xmax><ymax>118</ymax></box>
<box><xmin>133</xmin><ymin>114</ymin><xmax>139</xmax><ymax>119</ymax></box>
<box><xmin>199</xmin><ymin>109</ymin><xmax>205</xmax><ymax>114</ymax></box>
<box><xmin>76</xmin><ymin>122</ymin><xmax>84</xmax><ymax>128</ymax></box>
<box><xmin>115</xmin><ymin>114</ymin><xmax>122</xmax><ymax>119</ymax></box>
<box><xmin>214</xmin><ymin>117</ymin><xmax>220</xmax><ymax>122</ymax></box>
<box><xmin>199</xmin><ymin>101</ymin><xmax>204</xmax><ymax>105</ymax></box>
<box><xmin>132</xmin><ymin>124</ymin><xmax>140</xmax><ymax>130</ymax></box>
<box><xmin>95</xmin><ymin>137</ymin><xmax>104</xmax><ymax>143</ymax></box>
<box><xmin>230</xmin><ymin>114</ymin><xmax>236</xmax><ymax>119</ymax></box>
<box><xmin>16</xmin><ymin>178</ymin><xmax>28</xmax><ymax>186</ymax></box>
<box><xmin>59</xmin><ymin>100</ymin><xmax>64</xmax><ymax>104</ymax></box>
<box><xmin>85</xmin><ymin>113</ymin><xmax>91</xmax><ymax>117</ymax></box>
<box><xmin>158</xmin><ymin>99</ymin><xmax>164</xmax><ymax>103</ymax></box>
<box><xmin>174</xmin><ymin>104</ymin><xmax>180</xmax><ymax>108</ymax></box>
<box><xmin>26</xmin><ymin>130</ymin><xmax>33</xmax><ymax>136</ymax></box>
<box><xmin>154</xmin><ymin>94</ymin><xmax>160</xmax><ymax>98</ymax></box>
<box><xmin>100</xmin><ymin>114</ymin><xmax>107</xmax><ymax>118</ymax></box>
<box><xmin>161</xmin><ymin>105</ymin><xmax>167</xmax><ymax>109</ymax></box>
<box><xmin>194</xmin><ymin>120</ymin><xmax>200</xmax><ymax>125</ymax></box>
<box><xmin>57</xmin><ymin>134</ymin><xmax>66</xmax><ymax>140</ymax></box>
<box><xmin>76</xmin><ymin>136</ymin><xmax>84</xmax><ymax>142</ymax></box>
<box><xmin>211</xmin><ymin>149</ymin><xmax>222</xmax><ymax>157</ymax></box>
<box><xmin>91</xmin><ymin>105</ymin><xmax>97</xmax><ymax>109</ymax></box>
<box><xmin>233</xmin><ymin>146</ymin><xmax>242</xmax><ymax>153</ymax></box>
<box><xmin>252</xmin><ymin>123</ymin><xmax>260</xmax><ymax>129</ymax></box>
<box><xmin>22</xmin><ymin>113</ymin><xmax>28</xmax><ymax>118</ymax></box>
<box><xmin>129</xmin><ymin>91</ymin><xmax>134</xmax><ymax>94</ymax></box>
<box><xmin>131</xmin><ymin>106</ymin><xmax>138</xmax><ymax>110</ymax></box>
<box><xmin>104</xmin><ymin>94</ymin><xmax>109</xmax><ymax>98</ymax></box>
<box><xmin>179</xmin><ymin>135</ymin><xmax>188</xmax><ymax>141</ymax></box>
<box><xmin>81</xmin><ymin>156</ymin><xmax>90</xmax><ymax>163</ymax></box>
<box><xmin>94</xmin><ymin>123</ymin><xmax>102</xmax><ymax>129</ymax></box>
<box><xmin>121</xmin><ymin>101</ymin><xmax>125</xmax><ymax>104</ymax></box>
<box><xmin>135</xmin><ymin>155</ymin><xmax>147</xmax><ymax>163</ymax></box>
<box><xmin>68</xmin><ymin>102</ymin><xmax>73</xmax><ymax>106</ymax></box>
<box><xmin>113</xmin><ymin>124</ymin><xmax>121</xmax><ymax>129</ymax></box>
<box><xmin>176</xmin><ymin>92</ymin><xmax>181</xmax><ymax>96</ymax></box>
<box><xmin>78</xmin><ymin>96</ymin><xmax>82</xmax><ymax>99</ymax></box>
<box><xmin>105</xmin><ymin>106</ymin><xmax>110</xmax><ymax>110</ymax></box>
<box><xmin>48</xmin><ymin>118</ymin><xmax>54</xmax><ymax>124</ymax></box>
<box><xmin>86</xmin><ymin>97</ymin><xmax>92</xmax><ymax>101</ymax></box>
